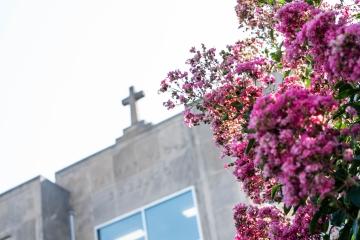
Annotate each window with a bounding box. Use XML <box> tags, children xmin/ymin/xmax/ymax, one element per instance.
<box><xmin>97</xmin><ymin>213</ymin><xmax>145</xmax><ymax>240</ymax></box>
<box><xmin>96</xmin><ymin>187</ymin><xmax>203</xmax><ymax>240</ymax></box>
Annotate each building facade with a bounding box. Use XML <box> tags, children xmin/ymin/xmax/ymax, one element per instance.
<box><xmin>0</xmin><ymin>87</ymin><xmax>248</xmax><ymax>240</ymax></box>
<box><xmin>0</xmin><ymin>177</ymin><xmax>70</xmax><ymax>240</ymax></box>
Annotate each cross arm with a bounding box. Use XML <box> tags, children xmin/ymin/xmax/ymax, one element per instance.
<box><xmin>134</xmin><ymin>91</ymin><xmax>144</xmax><ymax>100</ymax></box>
<box><xmin>122</xmin><ymin>97</ymin><xmax>130</xmax><ymax>106</ymax></box>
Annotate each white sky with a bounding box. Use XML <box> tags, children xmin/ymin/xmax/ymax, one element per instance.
<box><xmin>0</xmin><ymin>0</ymin><xmax>240</xmax><ymax>193</ymax></box>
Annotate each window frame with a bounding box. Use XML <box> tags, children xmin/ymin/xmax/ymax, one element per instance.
<box><xmin>94</xmin><ymin>186</ymin><xmax>204</xmax><ymax>240</ymax></box>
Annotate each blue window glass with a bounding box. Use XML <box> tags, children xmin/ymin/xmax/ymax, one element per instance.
<box><xmin>97</xmin><ymin>213</ymin><xmax>145</xmax><ymax>240</ymax></box>
<box><xmin>97</xmin><ymin>188</ymin><xmax>202</xmax><ymax>240</ymax></box>
<box><xmin>145</xmin><ymin>191</ymin><xmax>200</xmax><ymax>240</ymax></box>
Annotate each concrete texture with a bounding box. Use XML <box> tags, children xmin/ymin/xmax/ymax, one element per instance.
<box><xmin>41</xmin><ymin>179</ymin><xmax>71</xmax><ymax>240</ymax></box>
<box><xmin>56</xmin><ymin>114</ymin><xmax>249</xmax><ymax>240</ymax></box>
<box><xmin>0</xmin><ymin>113</ymin><xmax>249</xmax><ymax>240</ymax></box>
<box><xmin>0</xmin><ymin>176</ymin><xmax>70</xmax><ymax>240</ymax></box>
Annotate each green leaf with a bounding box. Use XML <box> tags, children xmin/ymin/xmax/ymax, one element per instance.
<box><xmin>310</xmin><ymin>198</ymin><xmax>336</xmax><ymax>234</ymax></box>
<box><xmin>258</xmin><ymin>0</ymin><xmax>267</xmax><ymax>5</ymax></box>
<box><xmin>243</xmin><ymin>128</ymin><xmax>256</xmax><ymax>134</ymax></box>
<box><xmin>335</xmin><ymin>82</ymin><xmax>359</xmax><ymax>100</ymax></box>
<box><xmin>230</xmin><ymin>101</ymin><xmax>244</xmax><ymax>111</ymax></box>
<box><xmin>283</xmin><ymin>70</ymin><xmax>291</xmax><ymax>78</ymax></box>
<box><xmin>333</xmin><ymin>102</ymin><xmax>360</xmax><ymax>119</ymax></box>
<box><xmin>245</xmin><ymin>138</ymin><xmax>255</xmax><ymax>154</ymax></box>
<box><xmin>353</xmin><ymin>13</ymin><xmax>360</xmax><ymax>20</ymax></box>
<box><xmin>322</xmin><ymin>218</ymin><xmax>330</xmax><ymax>232</ymax></box>
<box><xmin>348</xmin><ymin>186</ymin><xmax>360</xmax><ymax>208</ymax></box>
<box><xmin>271</xmin><ymin>184</ymin><xmax>282</xmax><ymax>200</ymax></box>
<box><xmin>339</xmin><ymin>220</ymin><xmax>353</xmax><ymax>240</ymax></box>
<box><xmin>269</xmin><ymin>28</ymin><xmax>275</xmax><ymax>41</ymax></box>
<box><xmin>310</xmin><ymin>209</ymin><xmax>324</xmax><ymax>234</ymax></box>
<box><xmin>221</xmin><ymin>113</ymin><xmax>229</xmax><ymax>121</ymax></box>
<box><xmin>352</xmin><ymin>218</ymin><xmax>360</xmax><ymax>240</ymax></box>
<box><xmin>350</xmin><ymin>157</ymin><xmax>360</xmax><ymax>175</ymax></box>
<box><xmin>264</xmin><ymin>48</ymin><xmax>269</xmax><ymax>57</ymax></box>
<box><xmin>283</xmin><ymin>205</ymin><xmax>291</xmax><ymax>215</ymax></box>
<box><xmin>334</xmin><ymin>167</ymin><xmax>348</xmax><ymax>181</ymax></box>
<box><xmin>333</xmin><ymin>105</ymin><xmax>346</xmax><ymax>120</ymax></box>
<box><xmin>332</xmin><ymin>100</ymin><xmax>360</xmax><ymax>120</ymax></box>
<box><xmin>349</xmin><ymin>102</ymin><xmax>360</xmax><ymax>114</ymax></box>
<box><xmin>305</xmin><ymin>0</ymin><xmax>321</xmax><ymax>6</ymax></box>
<box><xmin>331</xmin><ymin>209</ymin><xmax>347</xmax><ymax>226</ymax></box>
<box><xmin>270</xmin><ymin>48</ymin><xmax>282</xmax><ymax>63</ymax></box>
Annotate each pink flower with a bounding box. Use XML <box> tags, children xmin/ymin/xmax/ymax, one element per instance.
<box><xmin>233</xmin><ymin>204</ymin><xmax>284</xmax><ymax>240</ymax></box>
<box><xmin>276</xmin><ymin>1</ymin><xmax>314</xmax><ymax>41</ymax></box>
<box><xmin>163</xmin><ymin>100</ymin><xmax>175</xmax><ymax>110</ymax></box>
<box><xmin>249</xmin><ymin>87</ymin><xmax>339</xmax><ymax>206</ymax></box>
<box><xmin>343</xmin><ymin>148</ymin><xmax>354</xmax><ymax>161</ymax></box>
<box><xmin>234</xmin><ymin>203</ymin><xmax>324</xmax><ymax>240</ymax></box>
<box><xmin>326</xmin><ymin>24</ymin><xmax>360</xmax><ymax>84</ymax></box>
<box><xmin>345</xmin><ymin>106</ymin><xmax>358</xmax><ymax>117</ymax></box>
<box><xmin>183</xmin><ymin>108</ymin><xmax>205</xmax><ymax>127</ymax></box>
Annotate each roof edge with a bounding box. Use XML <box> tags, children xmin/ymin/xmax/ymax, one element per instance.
<box><xmin>0</xmin><ymin>175</ymin><xmax>45</xmax><ymax>198</ymax></box>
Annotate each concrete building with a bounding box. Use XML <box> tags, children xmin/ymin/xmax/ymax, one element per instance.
<box><xmin>0</xmin><ymin>87</ymin><xmax>248</xmax><ymax>240</ymax></box>
<box><xmin>0</xmin><ymin>177</ymin><xmax>70</xmax><ymax>240</ymax></box>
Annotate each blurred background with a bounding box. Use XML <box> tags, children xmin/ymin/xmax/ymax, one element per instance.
<box><xmin>0</xmin><ymin>0</ymin><xmax>240</xmax><ymax>193</ymax></box>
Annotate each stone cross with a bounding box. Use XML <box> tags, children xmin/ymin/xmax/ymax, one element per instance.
<box><xmin>122</xmin><ymin>86</ymin><xmax>144</xmax><ymax>126</ymax></box>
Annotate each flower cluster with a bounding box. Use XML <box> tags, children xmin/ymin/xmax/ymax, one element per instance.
<box><xmin>160</xmin><ymin>40</ymin><xmax>266</xmax><ymax>153</ymax></box>
<box><xmin>276</xmin><ymin>1</ymin><xmax>315</xmax><ymax>46</ymax></box>
<box><xmin>249</xmin><ymin>88</ymin><xmax>339</xmax><ymax>206</ymax></box>
<box><xmin>276</xmin><ymin>1</ymin><xmax>360</xmax><ymax>85</ymax></box>
<box><xmin>234</xmin><ymin>202</ymin><xmax>324</xmax><ymax>240</ymax></box>
<box><xmin>203</xmin><ymin>79</ymin><xmax>262</xmax><ymax>149</ymax></box>
<box><xmin>161</xmin><ymin>0</ymin><xmax>360</xmax><ymax>239</ymax></box>
<box><xmin>233</xmin><ymin>204</ymin><xmax>284</xmax><ymax>240</ymax></box>
<box><xmin>235</xmin><ymin>0</ymin><xmax>279</xmax><ymax>40</ymax></box>
<box><xmin>231</xmin><ymin>140</ymin><xmax>275</xmax><ymax>204</ymax></box>
<box><xmin>269</xmin><ymin>203</ymin><xmax>325</xmax><ymax>240</ymax></box>
<box><xmin>325</xmin><ymin>24</ymin><xmax>360</xmax><ymax>84</ymax></box>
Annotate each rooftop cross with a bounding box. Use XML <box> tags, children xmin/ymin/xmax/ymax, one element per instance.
<box><xmin>122</xmin><ymin>86</ymin><xmax>144</xmax><ymax>126</ymax></box>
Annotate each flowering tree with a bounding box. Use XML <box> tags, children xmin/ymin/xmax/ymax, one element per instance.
<box><xmin>160</xmin><ymin>0</ymin><xmax>360</xmax><ymax>239</ymax></box>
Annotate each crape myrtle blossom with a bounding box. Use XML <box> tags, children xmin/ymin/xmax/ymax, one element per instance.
<box><xmin>341</xmin><ymin>123</ymin><xmax>360</xmax><ymax>138</ymax></box>
<box><xmin>343</xmin><ymin>148</ymin><xmax>354</xmax><ymax>161</ymax></box>
<box><xmin>276</xmin><ymin>1</ymin><xmax>316</xmax><ymax>48</ymax></box>
<box><xmin>160</xmin><ymin>41</ymin><xmax>275</xmax><ymax>204</ymax></box>
<box><xmin>277</xmin><ymin>1</ymin><xmax>360</xmax><ymax>85</ymax></box>
<box><xmin>233</xmin><ymin>204</ymin><xmax>284</xmax><ymax>240</ymax></box>
<box><xmin>230</xmin><ymin>140</ymin><xmax>276</xmax><ymax>204</ymax></box>
<box><xmin>161</xmin><ymin>0</ymin><xmax>360</xmax><ymax>239</ymax></box>
<box><xmin>268</xmin><ymin>203</ymin><xmax>325</xmax><ymax>240</ymax></box>
<box><xmin>233</xmin><ymin>202</ymin><xmax>325</xmax><ymax>240</ymax></box>
<box><xmin>276</xmin><ymin>75</ymin><xmax>304</xmax><ymax>93</ymax></box>
<box><xmin>202</xmin><ymin>79</ymin><xmax>262</xmax><ymax>149</ymax></box>
<box><xmin>234</xmin><ymin>0</ymin><xmax>280</xmax><ymax>41</ymax></box>
<box><xmin>160</xmin><ymin>40</ymin><xmax>267</xmax><ymax>152</ymax></box>
<box><xmin>249</xmin><ymin>88</ymin><xmax>339</xmax><ymax>206</ymax></box>
<box><xmin>325</xmin><ymin>23</ymin><xmax>360</xmax><ymax>84</ymax></box>
<box><xmin>297</xmin><ymin>11</ymin><xmax>341</xmax><ymax>71</ymax></box>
